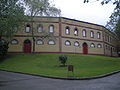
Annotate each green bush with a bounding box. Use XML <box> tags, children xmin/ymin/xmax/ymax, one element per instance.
<box><xmin>0</xmin><ymin>40</ymin><xmax>9</xmax><ymax>60</ymax></box>
<box><xmin>59</xmin><ymin>55</ymin><xmax>67</xmax><ymax>66</ymax></box>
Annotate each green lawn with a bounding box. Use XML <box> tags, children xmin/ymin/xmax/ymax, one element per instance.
<box><xmin>0</xmin><ymin>54</ymin><xmax>120</xmax><ymax>78</ymax></box>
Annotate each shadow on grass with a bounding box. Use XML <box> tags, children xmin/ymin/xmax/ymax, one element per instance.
<box><xmin>0</xmin><ymin>54</ymin><xmax>12</xmax><ymax>63</ymax></box>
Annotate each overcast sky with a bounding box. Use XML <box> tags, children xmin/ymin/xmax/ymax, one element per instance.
<box><xmin>52</xmin><ymin>0</ymin><xmax>115</xmax><ymax>26</ymax></box>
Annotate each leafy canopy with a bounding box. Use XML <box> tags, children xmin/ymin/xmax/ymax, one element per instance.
<box><xmin>23</xmin><ymin>0</ymin><xmax>61</xmax><ymax>17</ymax></box>
<box><xmin>0</xmin><ymin>0</ymin><xmax>26</xmax><ymax>39</ymax></box>
<box><xmin>84</xmin><ymin>0</ymin><xmax>120</xmax><ymax>38</ymax></box>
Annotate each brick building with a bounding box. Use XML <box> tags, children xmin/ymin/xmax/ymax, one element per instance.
<box><xmin>4</xmin><ymin>17</ymin><xmax>119</xmax><ymax>56</ymax></box>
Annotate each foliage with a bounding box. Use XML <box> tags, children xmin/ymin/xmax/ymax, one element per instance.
<box><xmin>0</xmin><ymin>40</ymin><xmax>9</xmax><ymax>60</ymax></box>
<box><xmin>114</xmin><ymin>18</ymin><xmax>120</xmax><ymax>38</ymax></box>
<box><xmin>84</xmin><ymin>0</ymin><xmax>120</xmax><ymax>38</ymax></box>
<box><xmin>59</xmin><ymin>55</ymin><xmax>67</xmax><ymax>66</ymax></box>
<box><xmin>0</xmin><ymin>54</ymin><xmax>120</xmax><ymax>77</ymax></box>
<box><xmin>23</xmin><ymin>0</ymin><xmax>61</xmax><ymax>17</ymax></box>
<box><xmin>0</xmin><ymin>0</ymin><xmax>26</xmax><ymax>39</ymax></box>
<box><xmin>21</xmin><ymin>0</ymin><xmax>61</xmax><ymax>52</ymax></box>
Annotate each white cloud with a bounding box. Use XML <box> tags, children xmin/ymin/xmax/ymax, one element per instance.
<box><xmin>53</xmin><ymin>0</ymin><xmax>115</xmax><ymax>26</ymax></box>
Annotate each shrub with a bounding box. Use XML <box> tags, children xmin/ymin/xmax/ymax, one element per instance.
<box><xmin>59</xmin><ymin>55</ymin><xmax>67</xmax><ymax>66</ymax></box>
<box><xmin>0</xmin><ymin>40</ymin><xmax>9</xmax><ymax>60</ymax></box>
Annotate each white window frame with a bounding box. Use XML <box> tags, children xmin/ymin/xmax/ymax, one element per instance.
<box><xmin>74</xmin><ymin>28</ymin><xmax>78</xmax><ymax>36</ymax></box>
<box><xmin>90</xmin><ymin>43</ymin><xmax>95</xmax><ymax>48</ymax></box>
<box><xmin>65</xmin><ymin>40</ymin><xmax>71</xmax><ymax>46</ymax></box>
<box><xmin>97</xmin><ymin>32</ymin><xmax>101</xmax><ymax>39</ymax></box>
<box><xmin>49</xmin><ymin>25</ymin><xmax>54</xmax><ymax>33</ymax></box>
<box><xmin>90</xmin><ymin>31</ymin><xmax>94</xmax><ymax>38</ymax></box>
<box><xmin>65</xmin><ymin>27</ymin><xmax>70</xmax><ymax>35</ymax></box>
<box><xmin>97</xmin><ymin>44</ymin><xmax>102</xmax><ymax>48</ymax></box>
<box><xmin>25</xmin><ymin>24</ymin><xmax>30</xmax><ymax>33</ymax></box>
<box><xmin>37</xmin><ymin>25</ymin><xmax>43</xmax><ymax>33</ymax></box>
<box><xmin>48</xmin><ymin>40</ymin><xmax>55</xmax><ymax>45</ymax></box>
<box><xmin>11</xmin><ymin>39</ymin><xmax>18</xmax><ymax>44</ymax></box>
<box><xmin>82</xmin><ymin>30</ymin><xmax>86</xmax><ymax>37</ymax></box>
<box><xmin>74</xmin><ymin>41</ymin><xmax>79</xmax><ymax>47</ymax></box>
<box><xmin>36</xmin><ymin>39</ymin><xmax>44</xmax><ymax>45</ymax></box>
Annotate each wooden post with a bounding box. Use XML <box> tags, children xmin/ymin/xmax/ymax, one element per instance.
<box><xmin>67</xmin><ymin>65</ymin><xmax>74</xmax><ymax>77</ymax></box>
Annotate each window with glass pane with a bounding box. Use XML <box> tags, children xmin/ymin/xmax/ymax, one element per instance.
<box><xmin>97</xmin><ymin>44</ymin><xmax>102</xmax><ymax>48</ymax></box>
<box><xmin>48</xmin><ymin>40</ymin><xmax>55</xmax><ymax>45</ymax></box>
<box><xmin>82</xmin><ymin>30</ymin><xmax>86</xmax><ymax>37</ymax></box>
<box><xmin>37</xmin><ymin>40</ymin><xmax>43</xmax><ymax>45</ymax></box>
<box><xmin>90</xmin><ymin>31</ymin><xmax>94</xmax><ymax>38</ymax></box>
<box><xmin>37</xmin><ymin>25</ymin><xmax>43</xmax><ymax>32</ymax></box>
<box><xmin>74</xmin><ymin>28</ymin><xmax>78</xmax><ymax>36</ymax></box>
<box><xmin>97</xmin><ymin>32</ymin><xmax>101</xmax><ymax>39</ymax></box>
<box><xmin>25</xmin><ymin>24</ymin><xmax>30</xmax><ymax>33</ymax></box>
<box><xmin>11</xmin><ymin>39</ymin><xmax>18</xmax><ymax>44</ymax></box>
<box><xmin>90</xmin><ymin>43</ymin><xmax>95</xmax><ymax>48</ymax></box>
<box><xmin>65</xmin><ymin>40</ymin><xmax>71</xmax><ymax>46</ymax></box>
<box><xmin>49</xmin><ymin>25</ymin><xmax>54</xmax><ymax>33</ymax></box>
<box><xmin>74</xmin><ymin>41</ymin><xmax>79</xmax><ymax>46</ymax></box>
<box><xmin>65</xmin><ymin>27</ymin><xmax>70</xmax><ymax>35</ymax></box>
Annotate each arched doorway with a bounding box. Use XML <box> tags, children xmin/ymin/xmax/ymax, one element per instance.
<box><xmin>82</xmin><ymin>42</ymin><xmax>88</xmax><ymax>54</ymax></box>
<box><xmin>23</xmin><ymin>39</ymin><xmax>31</xmax><ymax>53</ymax></box>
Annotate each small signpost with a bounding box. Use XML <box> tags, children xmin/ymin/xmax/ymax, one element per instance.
<box><xmin>67</xmin><ymin>65</ymin><xmax>74</xmax><ymax>77</ymax></box>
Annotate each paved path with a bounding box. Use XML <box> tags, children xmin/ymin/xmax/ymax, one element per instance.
<box><xmin>0</xmin><ymin>70</ymin><xmax>120</xmax><ymax>90</ymax></box>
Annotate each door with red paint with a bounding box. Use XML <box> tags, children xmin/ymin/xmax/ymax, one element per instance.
<box><xmin>23</xmin><ymin>39</ymin><xmax>31</xmax><ymax>53</ymax></box>
<box><xmin>83</xmin><ymin>43</ymin><xmax>88</xmax><ymax>54</ymax></box>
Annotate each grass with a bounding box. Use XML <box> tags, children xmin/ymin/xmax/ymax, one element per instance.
<box><xmin>0</xmin><ymin>54</ymin><xmax>120</xmax><ymax>78</ymax></box>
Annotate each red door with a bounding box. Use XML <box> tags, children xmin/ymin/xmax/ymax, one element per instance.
<box><xmin>83</xmin><ymin>43</ymin><xmax>88</xmax><ymax>54</ymax></box>
<box><xmin>23</xmin><ymin>40</ymin><xmax>31</xmax><ymax>53</ymax></box>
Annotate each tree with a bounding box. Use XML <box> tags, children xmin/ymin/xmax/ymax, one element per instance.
<box><xmin>84</xmin><ymin>0</ymin><xmax>120</xmax><ymax>38</ymax></box>
<box><xmin>59</xmin><ymin>55</ymin><xmax>67</xmax><ymax>67</ymax></box>
<box><xmin>22</xmin><ymin>0</ymin><xmax>61</xmax><ymax>52</ymax></box>
<box><xmin>0</xmin><ymin>0</ymin><xmax>26</xmax><ymax>40</ymax></box>
<box><xmin>0</xmin><ymin>0</ymin><xmax>26</xmax><ymax>58</ymax></box>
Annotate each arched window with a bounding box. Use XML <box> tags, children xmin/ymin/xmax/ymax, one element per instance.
<box><xmin>0</xmin><ymin>39</ymin><xmax>6</xmax><ymax>44</ymax></box>
<box><xmin>82</xmin><ymin>29</ymin><xmax>86</xmax><ymax>37</ymax></box>
<box><xmin>97</xmin><ymin>32</ymin><xmax>101</xmax><ymax>39</ymax></box>
<box><xmin>90</xmin><ymin>43</ymin><xmax>95</xmax><ymax>48</ymax></box>
<box><xmin>11</xmin><ymin>39</ymin><xmax>18</xmax><ymax>44</ymax></box>
<box><xmin>65</xmin><ymin>26</ymin><xmax>70</xmax><ymax>35</ymax></box>
<box><xmin>49</xmin><ymin>25</ymin><xmax>54</xmax><ymax>33</ymax></box>
<box><xmin>37</xmin><ymin>24</ymin><xmax>43</xmax><ymax>33</ymax></box>
<box><xmin>90</xmin><ymin>31</ymin><xmax>94</xmax><ymax>38</ymax></box>
<box><xmin>74</xmin><ymin>28</ymin><xmax>78</xmax><ymax>36</ymax></box>
<box><xmin>36</xmin><ymin>39</ymin><xmax>44</xmax><ymax>45</ymax></box>
<box><xmin>13</xmin><ymin>25</ymin><xmax>18</xmax><ymax>33</ymax></box>
<box><xmin>25</xmin><ymin>24</ymin><xmax>31</xmax><ymax>33</ymax></box>
<box><xmin>97</xmin><ymin>44</ymin><xmax>102</xmax><ymax>48</ymax></box>
<box><xmin>48</xmin><ymin>40</ymin><xmax>55</xmax><ymax>45</ymax></box>
<box><xmin>74</xmin><ymin>41</ymin><xmax>79</xmax><ymax>47</ymax></box>
<box><xmin>65</xmin><ymin>40</ymin><xmax>71</xmax><ymax>46</ymax></box>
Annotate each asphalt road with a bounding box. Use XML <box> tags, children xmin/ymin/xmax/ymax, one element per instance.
<box><xmin>0</xmin><ymin>70</ymin><xmax>120</xmax><ymax>90</ymax></box>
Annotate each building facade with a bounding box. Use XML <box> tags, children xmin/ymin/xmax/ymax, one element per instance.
<box><xmin>4</xmin><ymin>17</ymin><xmax>119</xmax><ymax>56</ymax></box>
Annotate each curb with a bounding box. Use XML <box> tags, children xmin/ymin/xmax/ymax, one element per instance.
<box><xmin>0</xmin><ymin>69</ymin><xmax>120</xmax><ymax>80</ymax></box>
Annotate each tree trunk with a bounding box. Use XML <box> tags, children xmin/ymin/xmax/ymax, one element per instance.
<box><xmin>31</xmin><ymin>17</ymin><xmax>35</xmax><ymax>53</ymax></box>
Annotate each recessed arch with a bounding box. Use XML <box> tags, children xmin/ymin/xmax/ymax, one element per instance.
<box><xmin>82</xmin><ymin>42</ymin><xmax>88</xmax><ymax>54</ymax></box>
<box><xmin>23</xmin><ymin>39</ymin><xmax>31</xmax><ymax>53</ymax></box>
<box><xmin>25</xmin><ymin>24</ymin><xmax>31</xmax><ymax>33</ymax></box>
